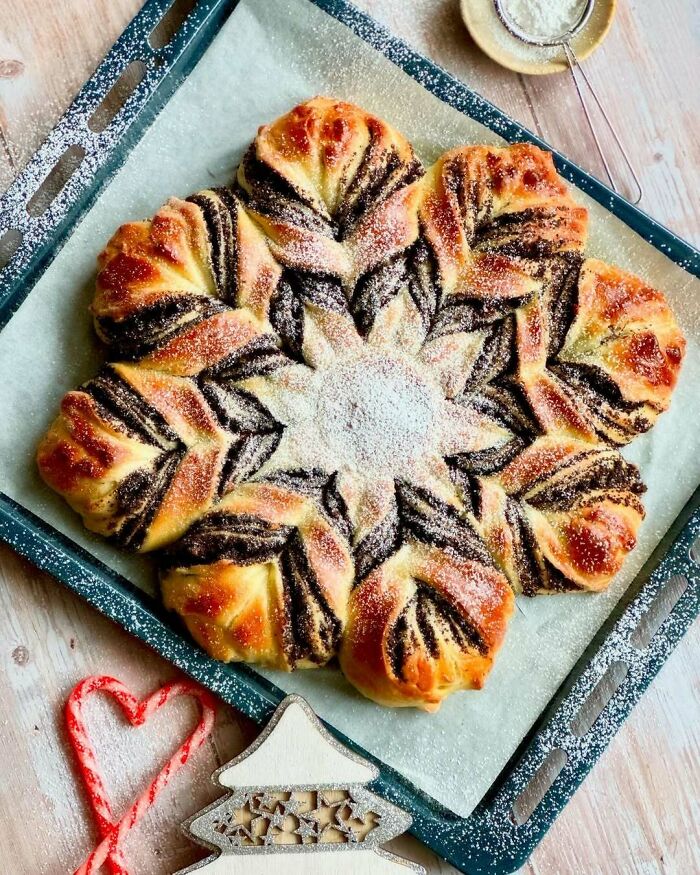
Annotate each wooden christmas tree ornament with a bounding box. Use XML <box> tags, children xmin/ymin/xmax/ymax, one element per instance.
<box><xmin>177</xmin><ymin>695</ymin><xmax>425</xmax><ymax>873</ymax></box>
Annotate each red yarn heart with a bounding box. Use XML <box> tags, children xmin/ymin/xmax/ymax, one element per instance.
<box><xmin>65</xmin><ymin>675</ymin><xmax>216</xmax><ymax>875</ymax></box>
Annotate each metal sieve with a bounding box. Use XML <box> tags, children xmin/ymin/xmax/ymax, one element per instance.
<box><xmin>494</xmin><ymin>0</ymin><xmax>642</xmax><ymax>204</ymax></box>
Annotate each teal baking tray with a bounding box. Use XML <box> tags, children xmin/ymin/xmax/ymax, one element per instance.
<box><xmin>0</xmin><ymin>1</ymin><xmax>698</xmax><ymax>872</ymax></box>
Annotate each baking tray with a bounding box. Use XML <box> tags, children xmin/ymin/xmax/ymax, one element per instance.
<box><xmin>0</xmin><ymin>1</ymin><xmax>698</xmax><ymax>872</ymax></box>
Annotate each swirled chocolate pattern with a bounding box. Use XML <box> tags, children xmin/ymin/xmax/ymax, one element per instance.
<box><xmin>340</xmin><ymin>543</ymin><xmax>513</xmax><ymax>711</ymax></box>
<box><xmin>475</xmin><ymin>437</ymin><xmax>646</xmax><ymax>594</ymax></box>
<box><xmin>38</xmin><ymin>339</ymin><xmax>293</xmax><ymax>550</ymax></box>
<box><xmin>161</xmin><ymin>480</ymin><xmax>353</xmax><ymax>668</ymax></box>
<box><xmin>38</xmin><ymin>98</ymin><xmax>685</xmax><ymax>711</ymax></box>
<box><xmin>353</xmin><ymin>479</ymin><xmax>495</xmax><ymax>582</ymax></box>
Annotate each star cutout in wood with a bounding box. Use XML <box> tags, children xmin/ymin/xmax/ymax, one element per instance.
<box><xmin>294</xmin><ymin>816</ymin><xmax>322</xmax><ymax>843</ymax></box>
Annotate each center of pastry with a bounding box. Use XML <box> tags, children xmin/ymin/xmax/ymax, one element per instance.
<box><xmin>315</xmin><ymin>352</ymin><xmax>440</xmax><ymax>477</ymax></box>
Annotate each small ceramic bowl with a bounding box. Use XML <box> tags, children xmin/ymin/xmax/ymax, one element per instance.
<box><xmin>460</xmin><ymin>0</ymin><xmax>617</xmax><ymax>75</ymax></box>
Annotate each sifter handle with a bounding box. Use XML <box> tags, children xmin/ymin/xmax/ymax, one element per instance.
<box><xmin>563</xmin><ymin>42</ymin><xmax>643</xmax><ymax>205</ymax></box>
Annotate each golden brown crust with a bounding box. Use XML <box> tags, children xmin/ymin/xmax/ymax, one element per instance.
<box><xmin>37</xmin><ymin>364</ymin><xmax>233</xmax><ymax>551</ymax></box>
<box><xmin>93</xmin><ymin>198</ymin><xmax>214</xmax><ymax>323</ymax></box>
<box><xmin>161</xmin><ymin>480</ymin><xmax>354</xmax><ymax>670</ymax></box>
<box><xmin>240</xmin><ymin>97</ymin><xmax>420</xmax><ymax>227</ymax></box>
<box><xmin>37</xmin><ymin>390</ymin><xmax>161</xmax><ymax>534</ymax></box>
<box><xmin>340</xmin><ymin>544</ymin><xmax>514</xmax><ymax>711</ymax></box>
<box><xmin>474</xmin><ymin>436</ymin><xmax>646</xmax><ymax>594</ymax></box>
<box><xmin>235</xmin><ymin>97</ymin><xmax>422</xmax><ymax>291</ymax></box>
<box><xmin>91</xmin><ymin>193</ymin><xmax>276</xmax><ymax>374</ymax></box>
<box><xmin>515</xmin><ymin>258</ymin><xmax>686</xmax><ymax>445</ymax></box>
<box><xmin>352</xmin><ymin>143</ymin><xmax>588</xmax><ymax>287</ymax></box>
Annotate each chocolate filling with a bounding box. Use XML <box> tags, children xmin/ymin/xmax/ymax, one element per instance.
<box><xmin>462</xmin><ymin>317</ymin><xmax>517</xmax><ymax>394</ymax></box>
<box><xmin>321</xmin><ymin>472</ymin><xmax>354</xmax><ymax>544</ymax></box>
<box><xmin>269</xmin><ymin>269</ymin><xmax>348</xmax><ymax>359</ymax></box>
<box><xmin>446</xmin><ymin>438</ymin><xmax>526</xmax><ymax>477</ymax></box>
<box><xmin>206</xmin><ymin>335</ymin><xmax>291</xmax><ymax>382</ymax></box>
<box><xmin>446</xmin><ymin>465</ymin><xmax>483</xmax><ymax>518</ymax></box>
<box><xmin>467</xmin><ymin>378</ymin><xmax>540</xmax><ymax>438</ymax></box>
<box><xmin>113</xmin><ymin>450</ymin><xmax>184</xmax><ymax>550</ymax></box>
<box><xmin>354</xmin><ymin>501</ymin><xmax>401</xmax><ymax>584</ymax></box>
<box><xmin>269</xmin><ymin>275</ymin><xmax>305</xmax><ymax>358</ymax></box>
<box><xmin>264</xmin><ymin>470</ymin><xmax>353</xmax><ymax>543</ymax></box>
<box><xmin>351</xmin><ymin>236</ymin><xmax>439</xmax><ymax>338</ymax></box>
<box><xmin>543</xmin><ymin>558</ymin><xmax>582</xmax><ymax>592</ymax></box>
<box><xmin>95</xmin><ymin>295</ymin><xmax>226</xmax><ymax>361</ymax></box>
<box><xmin>218</xmin><ymin>431</ymin><xmax>282</xmax><ymax>496</ymax></box>
<box><xmin>396</xmin><ymin>481</ymin><xmax>494</xmax><ymax>566</ymax></box>
<box><xmin>429</xmin><ymin>294</ymin><xmax>530</xmax><ymax>340</ymax></box>
<box><xmin>524</xmin><ymin>451</ymin><xmax>645</xmax><ymax>512</ymax></box>
<box><xmin>84</xmin><ymin>366</ymin><xmax>181</xmax><ymax>449</ymax></box>
<box><xmin>199</xmin><ymin>382</ymin><xmax>280</xmax><ymax>434</ymax></box>
<box><xmin>238</xmin><ymin>145</ymin><xmax>334</xmax><ymax>234</ymax></box>
<box><xmin>549</xmin><ymin>361</ymin><xmax>651</xmax><ymax>444</ymax></box>
<box><xmin>187</xmin><ymin>189</ymin><xmax>239</xmax><ymax>303</ymax></box>
<box><xmin>387</xmin><ymin>580</ymin><xmax>486</xmax><ymax>682</ymax></box>
<box><xmin>351</xmin><ymin>253</ymin><xmax>409</xmax><ymax>337</ymax></box>
<box><xmin>441</xmin><ymin>156</ymin><xmax>499</xmax><ymax>246</ymax></box>
<box><xmin>504</xmin><ymin>497</ymin><xmax>544</xmax><ymax>596</ymax></box>
<box><xmin>164</xmin><ymin>511</ymin><xmax>293</xmax><ymax>568</ymax></box>
<box><xmin>544</xmin><ymin>254</ymin><xmax>583</xmax><ymax>355</ymax></box>
<box><xmin>407</xmin><ymin>236</ymin><xmax>440</xmax><ymax>329</ymax></box>
<box><xmin>335</xmin><ymin>136</ymin><xmax>422</xmax><ymax>239</ymax></box>
<box><xmin>474</xmin><ymin>206</ymin><xmax>569</xmax><ymax>259</ymax></box>
<box><xmin>279</xmin><ymin>530</ymin><xmax>342</xmax><ymax>664</ymax></box>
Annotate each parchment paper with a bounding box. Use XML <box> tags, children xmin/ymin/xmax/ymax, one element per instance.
<box><xmin>1</xmin><ymin>0</ymin><xmax>698</xmax><ymax>817</ymax></box>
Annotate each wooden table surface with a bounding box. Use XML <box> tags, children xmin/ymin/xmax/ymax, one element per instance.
<box><xmin>1</xmin><ymin>1</ymin><xmax>698</xmax><ymax>873</ymax></box>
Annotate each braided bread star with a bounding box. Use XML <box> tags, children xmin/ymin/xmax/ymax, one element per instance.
<box><xmin>37</xmin><ymin>98</ymin><xmax>685</xmax><ymax>711</ymax></box>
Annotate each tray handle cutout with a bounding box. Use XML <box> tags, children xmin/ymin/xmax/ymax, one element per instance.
<box><xmin>630</xmin><ymin>574</ymin><xmax>688</xmax><ymax>650</ymax></box>
<box><xmin>511</xmin><ymin>749</ymin><xmax>567</xmax><ymax>826</ymax></box>
<box><xmin>150</xmin><ymin>0</ymin><xmax>199</xmax><ymax>50</ymax></box>
<box><xmin>689</xmin><ymin>534</ymin><xmax>700</xmax><ymax>565</ymax></box>
<box><xmin>26</xmin><ymin>145</ymin><xmax>86</xmax><ymax>218</ymax></box>
<box><xmin>88</xmin><ymin>60</ymin><xmax>148</xmax><ymax>134</ymax></box>
<box><xmin>570</xmin><ymin>660</ymin><xmax>628</xmax><ymax>737</ymax></box>
<box><xmin>0</xmin><ymin>229</ymin><xmax>22</xmax><ymax>271</ymax></box>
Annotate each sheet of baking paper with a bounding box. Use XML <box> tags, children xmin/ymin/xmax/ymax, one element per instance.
<box><xmin>1</xmin><ymin>0</ymin><xmax>698</xmax><ymax>817</ymax></box>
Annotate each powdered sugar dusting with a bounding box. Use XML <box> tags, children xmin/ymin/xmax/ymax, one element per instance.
<box><xmin>501</xmin><ymin>0</ymin><xmax>588</xmax><ymax>41</ymax></box>
<box><xmin>265</xmin><ymin>348</ymin><xmax>443</xmax><ymax>481</ymax></box>
<box><xmin>317</xmin><ymin>353</ymin><xmax>438</xmax><ymax>474</ymax></box>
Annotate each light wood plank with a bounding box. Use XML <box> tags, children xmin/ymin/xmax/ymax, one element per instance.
<box><xmin>0</xmin><ymin>544</ymin><xmax>260</xmax><ymax>873</ymax></box>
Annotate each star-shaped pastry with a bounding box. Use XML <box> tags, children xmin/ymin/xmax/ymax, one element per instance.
<box><xmin>38</xmin><ymin>96</ymin><xmax>683</xmax><ymax>714</ymax></box>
